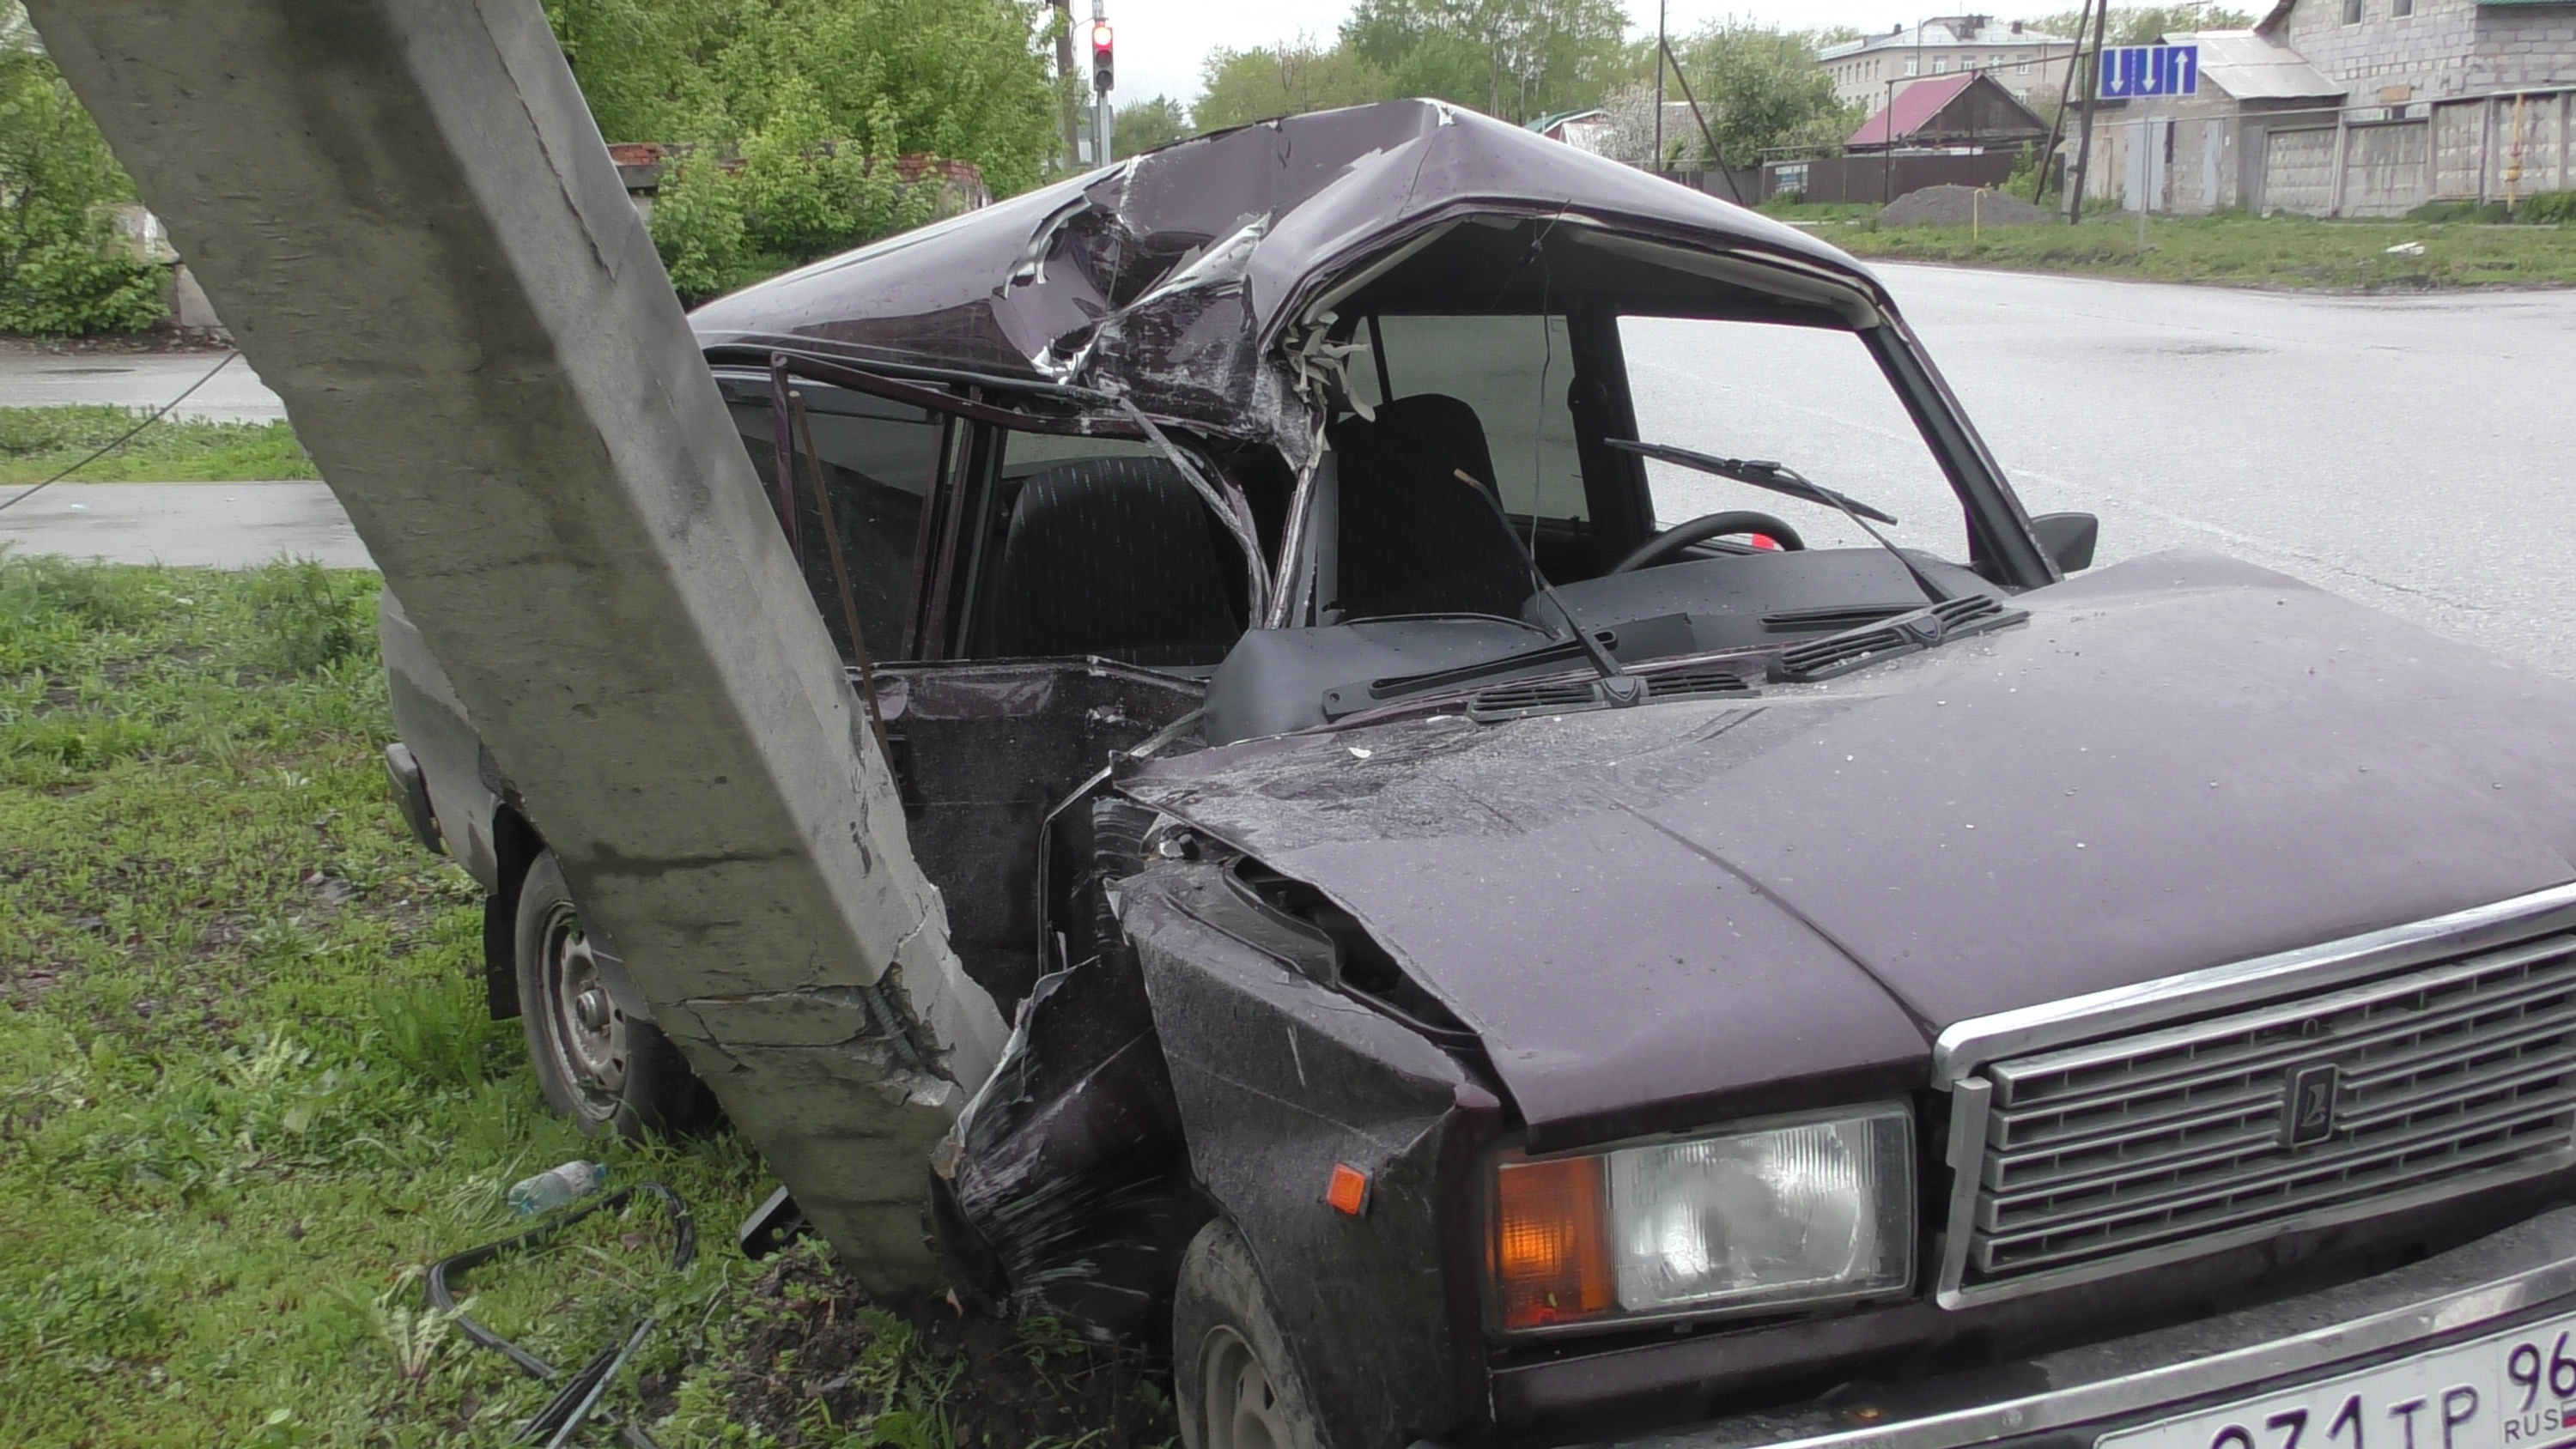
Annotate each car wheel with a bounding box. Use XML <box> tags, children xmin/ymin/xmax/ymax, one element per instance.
<box><xmin>513</xmin><ymin>850</ymin><xmax>717</xmax><ymax>1140</ymax></box>
<box><xmin>1174</xmin><ymin>1218</ymin><xmax>1329</xmax><ymax>1449</ymax></box>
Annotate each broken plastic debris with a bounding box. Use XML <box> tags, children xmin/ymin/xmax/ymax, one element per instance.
<box><xmin>1348</xmin><ymin>746</ymin><xmax>1373</xmax><ymax>759</ymax></box>
<box><xmin>2385</xmin><ymin>241</ymin><xmax>2427</xmax><ymax>257</ymax></box>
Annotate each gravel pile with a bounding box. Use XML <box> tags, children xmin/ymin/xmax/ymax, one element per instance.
<box><xmin>1880</xmin><ymin>185</ymin><xmax>2054</xmax><ymax>227</ymax></box>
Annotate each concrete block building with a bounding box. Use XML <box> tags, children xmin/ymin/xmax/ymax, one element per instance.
<box><xmin>2080</xmin><ymin>0</ymin><xmax>2576</xmax><ymax>215</ymax></box>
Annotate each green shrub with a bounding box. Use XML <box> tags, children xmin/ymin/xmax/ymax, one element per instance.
<box><xmin>243</xmin><ymin>559</ymin><xmax>373</xmax><ymax>673</ymax></box>
<box><xmin>2516</xmin><ymin>190</ymin><xmax>2576</xmax><ymax>223</ymax></box>
<box><xmin>650</xmin><ymin>83</ymin><xmax>941</xmax><ymax>302</ymax></box>
<box><xmin>0</xmin><ymin>47</ymin><xmax>167</xmax><ymax>335</ymax></box>
<box><xmin>2407</xmin><ymin>198</ymin><xmax>2509</xmax><ymax>224</ymax></box>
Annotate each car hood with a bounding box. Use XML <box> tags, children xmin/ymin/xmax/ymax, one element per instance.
<box><xmin>1119</xmin><ymin>552</ymin><xmax>2576</xmax><ymax>1150</ymax></box>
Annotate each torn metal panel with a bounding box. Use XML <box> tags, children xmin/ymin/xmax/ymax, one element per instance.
<box><xmin>1121</xmin><ymin>864</ymin><xmax>1479</xmax><ymax>1449</ymax></box>
<box><xmin>933</xmin><ymin>798</ymin><xmax>1199</xmax><ymax>1341</ymax></box>
<box><xmin>876</xmin><ymin>659</ymin><xmax>1205</xmax><ymax>1006</ymax></box>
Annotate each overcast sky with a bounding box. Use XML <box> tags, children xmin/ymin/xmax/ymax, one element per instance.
<box><xmin>1100</xmin><ymin>2</ymin><xmax>2067</xmax><ymax>112</ymax></box>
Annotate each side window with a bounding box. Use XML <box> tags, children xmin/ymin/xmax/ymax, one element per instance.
<box><xmin>1360</xmin><ymin>313</ymin><xmax>1585</xmax><ymax>530</ymax></box>
<box><xmin>728</xmin><ymin>383</ymin><xmax>944</xmax><ymax>661</ymax></box>
<box><xmin>1618</xmin><ymin>317</ymin><xmax>1968</xmax><ymax>561</ymax></box>
<box><xmin>952</xmin><ymin>430</ymin><xmax>1246</xmax><ymax>669</ymax></box>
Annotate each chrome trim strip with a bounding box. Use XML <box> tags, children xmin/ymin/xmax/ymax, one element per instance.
<box><xmin>1933</xmin><ymin>881</ymin><xmax>2576</xmax><ymax>1087</ymax></box>
<box><xmin>1507</xmin><ymin>1204</ymin><xmax>2576</xmax><ymax>1449</ymax></box>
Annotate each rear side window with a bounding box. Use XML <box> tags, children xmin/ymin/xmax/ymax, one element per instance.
<box><xmin>728</xmin><ymin>384</ymin><xmax>945</xmax><ymax>661</ymax></box>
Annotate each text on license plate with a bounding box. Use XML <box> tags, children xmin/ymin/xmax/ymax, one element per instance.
<box><xmin>2099</xmin><ymin>1312</ymin><xmax>2576</xmax><ymax>1449</ymax></box>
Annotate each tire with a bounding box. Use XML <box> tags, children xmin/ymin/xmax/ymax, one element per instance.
<box><xmin>1174</xmin><ymin>1219</ymin><xmax>1331</xmax><ymax>1449</ymax></box>
<box><xmin>513</xmin><ymin>850</ymin><xmax>719</xmax><ymax>1141</ymax></box>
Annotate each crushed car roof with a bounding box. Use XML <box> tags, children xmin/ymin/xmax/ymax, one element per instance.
<box><xmin>688</xmin><ymin>100</ymin><xmax>1876</xmax><ymax>442</ymax></box>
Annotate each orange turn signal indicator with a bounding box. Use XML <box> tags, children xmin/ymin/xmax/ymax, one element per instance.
<box><xmin>1491</xmin><ymin>1154</ymin><xmax>1614</xmax><ymax>1331</ymax></box>
<box><xmin>1327</xmin><ymin>1162</ymin><xmax>1370</xmax><ymax>1216</ymax></box>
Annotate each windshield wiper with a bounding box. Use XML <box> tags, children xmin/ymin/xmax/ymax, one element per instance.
<box><xmin>1605</xmin><ymin>439</ymin><xmax>1949</xmax><ymax>606</ymax></box>
<box><xmin>1453</xmin><ymin>468</ymin><xmax>1643</xmax><ymax>704</ymax></box>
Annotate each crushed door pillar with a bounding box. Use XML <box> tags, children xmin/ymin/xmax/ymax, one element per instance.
<box><xmin>26</xmin><ymin>0</ymin><xmax>1007</xmax><ymax>1291</ymax></box>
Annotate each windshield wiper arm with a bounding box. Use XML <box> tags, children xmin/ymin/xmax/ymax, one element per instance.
<box><xmin>1605</xmin><ymin>439</ymin><xmax>1948</xmax><ymax>606</ymax></box>
<box><xmin>1454</xmin><ymin>469</ymin><xmax>1642</xmax><ymax>703</ymax></box>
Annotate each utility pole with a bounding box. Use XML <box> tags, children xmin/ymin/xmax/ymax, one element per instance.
<box><xmin>1653</xmin><ymin>0</ymin><xmax>1666</xmax><ymax>173</ymax></box>
<box><xmin>2031</xmin><ymin>9</ymin><xmax>2087</xmax><ymax>203</ymax></box>
<box><xmin>1090</xmin><ymin>0</ymin><xmax>1113</xmax><ymax>167</ymax></box>
<box><xmin>1050</xmin><ymin>0</ymin><xmax>1077</xmax><ymax>167</ymax></box>
<box><xmin>2067</xmin><ymin>0</ymin><xmax>2111</xmax><ymax>222</ymax></box>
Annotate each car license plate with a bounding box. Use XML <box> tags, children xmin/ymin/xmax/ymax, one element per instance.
<box><xmin>2099</xmin><ymin>1313</ymin><xmax>2576</xmax><ymax>1449</ymax></box>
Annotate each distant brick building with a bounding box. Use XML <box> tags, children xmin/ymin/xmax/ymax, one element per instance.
<box><xmin>1819</xmin><ymin>15</ymin><xmax>2081</xmax><ymax>116</ymax></box>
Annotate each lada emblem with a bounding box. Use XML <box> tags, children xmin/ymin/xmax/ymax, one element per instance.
<box><xmin>2282</xmin><ymin>1063</ymin><xmax>2341</xmax><ymax>1147</ymax></box>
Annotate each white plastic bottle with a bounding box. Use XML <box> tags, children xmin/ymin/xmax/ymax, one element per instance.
<box><xmin>507</xmin><ymin>1160</ymin><xmax>606</xmax><ymax>1215</ymax></box>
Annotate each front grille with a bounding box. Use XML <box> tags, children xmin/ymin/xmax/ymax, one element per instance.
<box><xmin>1957</xmin><ymin>931</ymin><xmax>2576</xmax><ymax>1294</ymax></box>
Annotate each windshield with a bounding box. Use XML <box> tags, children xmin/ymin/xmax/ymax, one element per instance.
<box><xmin>1620</xmin><ymin>316</ymin><xmax>1969</xmax><ymax>561</ymax></box>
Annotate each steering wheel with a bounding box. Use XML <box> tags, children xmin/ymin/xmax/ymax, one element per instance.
<box><xmin>1610</xmin><ymin>510</ymin><xmax>1806</xmax><ymax>574</ymax></box>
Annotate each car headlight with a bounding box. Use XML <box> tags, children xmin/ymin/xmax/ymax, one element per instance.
<box><xmin>1488</xmin><ymin>1103</ymin><xmax>1914</xmax><ymax>1333</ymax></box>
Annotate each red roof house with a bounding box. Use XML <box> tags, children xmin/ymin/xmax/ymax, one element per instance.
<box><xmin>1846</xmin><ymin>72</ymin><xmax>2050</xmax><ymax>153</ymax></box>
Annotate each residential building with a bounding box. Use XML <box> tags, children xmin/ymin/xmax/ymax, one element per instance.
<box><xmin>2075</xmin><ymin>0</ymin><xmax>2576</xmax><ymax>215</ymax></box>
<box><xmin>1844</xmin><ymin>72</ymin><xmax>2052</xmax><ymax>152</ymax></box>
<box><xmin>1818</xmin><ymin>15</ymin><xmax>2081</xmax><ymax>115</ymax></box>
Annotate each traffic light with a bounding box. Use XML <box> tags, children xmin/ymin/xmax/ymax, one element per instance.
<box><xmin>1091</xmin><ymin>21</ymin><xmax>1114</xmax><ymax>94</ymax></box>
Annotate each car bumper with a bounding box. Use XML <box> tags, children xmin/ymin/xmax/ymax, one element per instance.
<box><xmin>1424</xmin><ymin>1204</ymin><xmax>2576</xmax><ymax>1449</ymax></box>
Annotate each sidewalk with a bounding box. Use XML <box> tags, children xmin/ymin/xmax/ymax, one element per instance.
<box><xmin>0</xmin><ymin>482</ymin><xmax>369</xmax><ymax>568</ymax></box>
<box><xmin>0</xmin><ymin>343</ymin><xmax>287</xmax><ymax>421</ymax></box>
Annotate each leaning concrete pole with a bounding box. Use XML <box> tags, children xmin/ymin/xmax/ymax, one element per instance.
<box><xmin>26</xmin><ymin>0</ymin><xmax>1006</xmax><ymax>1292</ymax></box>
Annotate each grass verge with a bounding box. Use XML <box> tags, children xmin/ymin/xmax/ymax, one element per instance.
<box><xmin>1767</xmin><ymin>206</ymin><xmax>2576</xmax><ymax>290</ymax></box>
<box><xmin>0</xmin><ymin>554</ymin><xmax>1169</xmax><ymax>1448</ymax></box>
<box><xmin>0</xmin><ymin>404</ymin><xmax>316</xmax><ymax>483</ymax></box>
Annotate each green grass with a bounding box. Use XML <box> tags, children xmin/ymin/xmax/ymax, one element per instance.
<box><xmin>0</xmin><ymin>404</ymin><xmax>316</xmax><ymax>483</ymax></box>
<box><xmin>0</xmin><ymin>555</ymin><xmax>1155</xmax><ymax>1448</ymax></box>
<box><xmin>1779</xmin><ymin>207</ymin><xmax>2576</xmax><ymax>290</ymax></box>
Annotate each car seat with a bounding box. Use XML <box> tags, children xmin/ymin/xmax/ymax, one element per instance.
<box><xmin>1328</xmin><ymin>393</ymin><xmax>1535</xmax><ymax>621</ymax></box>
<box><xmin>984</xmin><ymin>456</ymin><xmax>1243</xmax><ymax>666</ymax></box>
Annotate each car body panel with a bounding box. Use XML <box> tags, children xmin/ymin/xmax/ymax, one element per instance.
<box><xmin>687</xmin><ymin>100</ymin><xmax>1869</xmax><ymax>448</ymax></box>
<box><xmin>1122</xmin><ymin>551</ymin><xmax>2576</xmax><ymax>1150</ymax></box>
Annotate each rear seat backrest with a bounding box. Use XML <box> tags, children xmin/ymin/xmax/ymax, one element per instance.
<box><xmin>984</xmin><ymin>456</ymin><xmax>1242</xmax><ymax>666</ymax></box>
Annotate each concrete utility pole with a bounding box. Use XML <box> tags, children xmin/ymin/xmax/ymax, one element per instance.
<box><xmin>24</xmin><ymin>0</ymin><xmax>1006</xmax><ymax>1294</ymax></box>
<box><xmin>2069</xmin><ymin>0</ymin><xmax>2112</xmax><ymax>222</ymax></box>
<box><xmin>1653</xmin><ymin>0</ymin><xmax>1666</xmax><ymax>172</ymax></box>
<box><xmin>1052</xmin><ymin>0</ymin><xmax>1079</xmax><ymax>167</ymax></box>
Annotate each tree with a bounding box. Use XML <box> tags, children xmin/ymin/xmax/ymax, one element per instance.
<box><xmin>1342</xmin><ymin>0</ymin><xmax>1629</xmax><ymax>125</ymax></box>
<box><xmin>1193</xmin><ymin>39</ymin><xmax>1395</xmax><ymax>132</ymax></box>
<box><xmin>545</xmin><ymin>0</ymin><xmax>1059</xmax><ymax>195</ymax></box>
<box><xmin>2031</xmin><ymin>3</ymin><xmax>2256</xmax><ymax>47</ymax></box>
<box><xmin>544</xmin><ymin>0</ymin><xmax>1057</xmax><ymax>301</ymax></box>
<box><xmin>0</xmin><ymin>10</ymin><xmax>165</xmax><ymax>334</ymax></box>
<box><xmin>1666</xmin><ymin>24</ymin><xmax>1857</xmax><ymax>166</ymax></box>
<box><xmin>1115</xmin><ymin>95</ymin><xmax>1190</xmax><ymax>154</ymax></box>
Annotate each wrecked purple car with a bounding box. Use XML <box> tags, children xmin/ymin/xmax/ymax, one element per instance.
<box><xmin>383</xmin><ymin>100</ymin><xmax>2576</xmax><ymax>1449</ymax></box>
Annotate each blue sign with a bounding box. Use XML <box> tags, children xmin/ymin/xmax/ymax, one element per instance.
<box><xmin>2099</xmin><ymin>45</ymin><xmax>2199</xmax><ymax>99</ymax></box>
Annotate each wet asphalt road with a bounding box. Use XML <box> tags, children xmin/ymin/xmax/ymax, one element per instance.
<box><xmin>1</xmin><ymin>268</ymin><xmax>2570</xmax><ymax>681</ymax></box>
<box><xmin>1870</xmin><ymin>264</ymin><xmax>2576</xmax><ymax>679</ymax></box>
<box><xmin>0</xmin><ymin>343</ymin><xmax>285</xmax><ymax>421</ymax></box>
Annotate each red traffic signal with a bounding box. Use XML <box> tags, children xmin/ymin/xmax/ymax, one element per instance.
<box><xmin>1091</xmin><ymin>21</ymin><xmax>1114</xmax><ymax>94</ymax></box>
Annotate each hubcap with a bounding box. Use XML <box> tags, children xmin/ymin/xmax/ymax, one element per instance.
<box><xmin>540</xmin><ymin>900</ymin><xmax>626</xmax><ymax>1111</ymax></box>
<box><xmin>1201</xmin><ymin>1327</ymin><xmax>1291</xmax><ymax>1449</ymax></box>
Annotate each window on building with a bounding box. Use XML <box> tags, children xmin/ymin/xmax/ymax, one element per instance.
<box><xmin>2392</xmin><ymin>0</ymin><xmax>2412</xmax><ymax>14</ymax></box>
<box><xmin>1934</xmin><ymin>57</ymin><xmax>1949</xmax><ymax>73</ymax></box>
<box><xmin>2016</xmin><ymin>55</ymin><xmax>2032</xmax><ymax>73</ymax></box>
<box><xmin>2342</xmin><ymin>0</ymin><xmax>2363</xmax><ymax>21</ymax></box>
<box><xmin>1906</xmin><ymin>57</ymin><xmax>1918</xmax><ymax>76</ymax></box>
